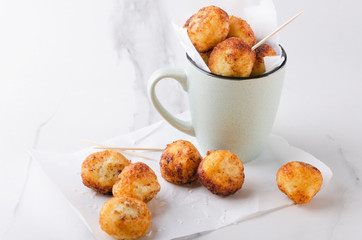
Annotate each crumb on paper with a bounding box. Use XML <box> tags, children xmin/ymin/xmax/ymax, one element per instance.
<box><xmin>157</xmin><ymin>227</ymin><xmax>166</xmax><ymax>232</ymax></box>
<box><xmin>177</xmin><ymin>219</ymin><xmax>183</xmax><ymax>224</ymax></box>
<box><xmin>188</xmin><ymin>189</ymin><xmax>193</xmax><ymax>194</ymax></box>
<box><xmin>146</xmin><ymin>231</ymin><xmax>152</xmax><ymax>237</ymax></box>
<box><xmin>159</xmin><ymin>201</ymin><xmax>166</xmax><ymax>207</ymax></box>
<box><xmin>201</xmin><ymin>197</ymin><xmax>209</xmax><ymax>205</ymax></box>
<box><xmin>219</xmin><ymin>209</ymin><xmax>228</xmax><ymax>224</ymax></box>
<box><xmin>87</xmin><ymin>204</ymin><xmax>98</xmax><ymax>210</ymax></box>
<box><xmin>220</xmin><ymin>215</ymin><xmax>226</xmax><ymax>224</ymax></box>
<box><xmin>90</xmin><ymin>191</ymin><xmax>97</xmax><ymax>199</ymax></box>
<box><xmin>79</xmin><ymin>189</ymin><xmax>88</xmax><ymax>195</ymax></box>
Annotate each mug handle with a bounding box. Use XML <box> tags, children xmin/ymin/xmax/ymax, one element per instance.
<box><xmin>148</xmin><ymin>68</ymin><xmax>195</xmax><ymax>136</ymax></box>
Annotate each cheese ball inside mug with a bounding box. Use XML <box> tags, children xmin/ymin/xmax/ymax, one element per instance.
<box><xmin>113</xmin><ymin>162</ymin><xmax>161</xmax><ymax>203</ymax></box>
<box><xmin>81</xmin><ymin>150</ymin><xmax>131</xmax><ymax>194</ymax></box>
<box><xmin>99</xmin><ymin>196</ymin><xmax>151</xmax><ymax>240</ymax></box>
<box><xmin>185</xmin><ymin>6</ymin><xmax>229</xmax><ymax>52</ymax></box>
<box><xmin>198</xmin><ymin>150</ymin><xmax>245</xmax><ymax>196</ymax></box>
<box><xmin>250</xmin><ymin>44</ymin><xmax>277</xmax><ymax>77</ymax></box>
<box><xmin>276</xmin><ymin>161</ymin><xmax>323</xmax><ymax>204</ymax></box>
<box><xmin>208</xmin><ymin>37</ymin><xmax>256</xmax><ymax>77</ymax></box>
<box><xmin>227</xmin><ymin>16</ymin><xmax>256</xmax><ymax>48</ymax></box>
<box><xmin>160</xmin><ymin>140</ymin><xmax>202</xmax><ymax>184</ymax></box>
<box><xmin>199</xmin><ymin>50</ymin><xmax>212</xmax><ymax>65</ymax></box>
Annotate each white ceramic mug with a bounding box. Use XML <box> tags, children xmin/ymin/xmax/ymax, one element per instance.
<box><xmin>148</xmin><ymin>47</ymin><xmax>287</xmax><ymax>162</ymax></box>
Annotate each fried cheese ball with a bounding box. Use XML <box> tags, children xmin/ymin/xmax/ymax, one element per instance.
<box><xmin>199</xmin><ymin>50</ymin><xmax>212</xmax><ymax>65</ymax></box>
<box><xmin>198</xmin><ymin>150</ymin><xmax>245</xmax><ymax>196</ymax></box>
<box><xmin>113</xmin><ymin>162</ymin><xmax>161</xmax><ymax>203</ymax></box>
<box><xmin>208</xmin><ymin>37</ymin><xmax>256</xmax><ymax>77</ymax></box>
<box><xmin>227</xmin><ymin>16</ymin><xmax>256</xmax><ymax>48</ymax></box>
<box><xmin>81</xmin><ymin>150</ymin><xmax>131</xmax><ymax>194</ymax></box>
<box><xmin>99</xmin><ymin>196</ymin><xmax>151</xmax><ymax>240</ymax></box>
<box><xmin>185</xmin><ymin>6</ymin><xmax>229</xmax><ymax>52</ymax></box>
<box><xmin>250</xmin><ymin>44</ymin><xmax>277</xmax><ymax>77</ymax></box>
<box><xmin>276</xmin><ymin>161</ymin><xmax>323</xmax><ymax>204</ymax></box>
<box><xmin>160</xmin><ymin>140</ymin><xmax>202</xmax><ymax>184</ymax></box>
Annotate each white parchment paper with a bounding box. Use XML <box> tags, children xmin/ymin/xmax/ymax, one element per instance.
<box><xmin>31</xmin><ymin>118</ymin><xmax>332</xmax><ymax>240</ymax></box>
<box><xmin>172</xmin><ymin>0</ymin><xmax>284</xmax><ymax>73</ymax></box>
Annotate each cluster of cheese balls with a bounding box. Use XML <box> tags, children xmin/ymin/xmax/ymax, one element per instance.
<box><xmin>81</xmin><ymin>143</ymin><xmax>324</xmax><ymax>239</ymax></box>
<box><xmin>160</xmin><ymin>140</ymin><xmax>323</xmax><ymax>204</ymax></box>
<box><xmin>160</xmin><ymin>140</ymin><xmax>245</xmax><ymax>196</ymax></box>
<box><xmin>184</xmin><ymin>5</ymin><xmax>277</xmax><ymax>77</ymax></box>
<box><xmin>81</xmin><ymin>150</ymin><xmax>160</xmax><ymax>240</ymax></box>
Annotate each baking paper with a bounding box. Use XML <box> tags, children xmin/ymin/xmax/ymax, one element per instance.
<box><xmin>31</xmin><ymin>119</ymin><xmax>332</xmax><ymax>240</ymax></box>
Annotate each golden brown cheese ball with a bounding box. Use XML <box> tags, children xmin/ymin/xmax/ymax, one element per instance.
<box><xmin>183</xmin><ymin>14</ymin><xmax>194</xmax><ymax>28</ymax></box>
<box><xmin>160</xmin><ymin>140</ymin><xmax>202</xmax><ymax>184</ymax></box>
<box><xmin>199</xmin><ymin>50</ymin><xmax>212</xmax><ymax>65</ymax></box>
<box><xmin>81</xmin><ymin>150</ymin><xmax>131</xmax><ymax>194</ymax></box>
<box><xmin>198</xmin><ymin>150</ymin><xmax>245</xmax><ymax>196</ymax></box>
<box><xmin>208</xmin><ymin>37</ymin><xmax>256</xmax><ymax>77</ymax></box>
<box><xmin>276</xmin><ymin>161</ymin><xmax>323</xmax><ymax>204</ymax></box>
<box><xmin>227</xmin><ymin>16</ymin><xmax>256</xmax><ymax>48</ymax></box>
<box><xmin>250</xmin><ymin>44</ymin><xmax>277</xmax><ymax>77</ymax></box>
<box><xmin>113</xmin><ymin>162</ymin><xmax>161</xmax><ymax>203</ymax></box>
<box><xmin>99</xmin><ymin>196</ymin><xmax>151</xmax><ymax>239</ymax></box>
<box><xmin>185</xmin><ymin>6</ymin><xmax>229</xmax><ymax>52</ymax></box>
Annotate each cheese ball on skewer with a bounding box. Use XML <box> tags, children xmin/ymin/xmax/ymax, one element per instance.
<box><xmin>184</xmin><ymin>6</ymin><xmax>230</xmax><ymax>52</ymax></box>
<box><xmin>208</xmin><ymin>37</ymin><xmax>256</xmax><ymax>77</ymax></box>
<box><xmin>250</xmin><ymin>44</ymin><xmax>277</xmax><ymax>76</ymax></box>
<box><xmin>227</xmin><ymin>16</ymin><xmax>256</xmax><ymax>48</ymax></box>
<box><xmin>113</xmin><ymin>162</ymin><xmax>161</xmax><ymax>203</ymax></box>
<box><xmin>81</xmin><ymin>150</ymin><xmax>131</xmax><ymax>194</ymax></box>
<box><xmin>276</xmin><ymin>161</ymin><xmax>323</xmax><ymax>204</ymax></box>
<box><xmin>99</xmin><ymin>196</ymin><xmax>151</xmax><ymax>239</ymax></box>
<box><xmin>160</xmin><ymin>140</ymin><xmax>202</xmax><ymax>184</ymax></box>
<box><xmin>198</xmin><ymin>150</ymin><xmax>245</xmax><ymax>196</ymax></box>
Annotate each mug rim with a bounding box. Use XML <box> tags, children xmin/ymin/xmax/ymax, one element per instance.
<box><xmin>186</xmin><ymin>45</ymin><xmax>287</xmax><ymax>81</ymax></box>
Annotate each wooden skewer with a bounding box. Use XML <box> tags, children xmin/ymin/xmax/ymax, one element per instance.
<box><xmin>86</xmin><ymin>140</ymin><xmax>163</xmax><ymax>152</ymax></box>
<box><xmin>87</xmin><ymin>141</ymin><xmax>160</xmax><ymax>162</ymax></box>
<box><xmin>252</xmin><ymin>11</ymin><xmax>303</xmax><ymax>51</ymax></box>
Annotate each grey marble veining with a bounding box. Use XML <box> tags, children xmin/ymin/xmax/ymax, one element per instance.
<box><xmin>112</xmin><ymin>0</ymin><xmax>187</xmax><ymax>129</ymax></box>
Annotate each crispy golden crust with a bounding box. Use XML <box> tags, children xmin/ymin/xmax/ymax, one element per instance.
<box><xmin>250</xmin><ymin>44</ymin><xmax>277</xmax><ymax>76</ymax></box>
<box><xmin>199</xmin><ymin>50</ymin><xmax>212</xmax><ymax>65</ymax></box>
<box><xmin>208</xmin><ymin>37</ymin><xmax>255</xmax><ymax>77</ymax></box>
<box><xmin>112</xmin><ymin>162</ymin><xmax>161</xmax><ymax>203</ymax></box>
<box><xmin>183</xmin><ymin>14</ymin><xmax>194</xmax><ymax>28</ymax></box>
<box><xmin>99</xmin><ymin>196</ymin><xmax>151</xmax><ymax>239</ymax></box>
<box><xmin>227</xmin><ymin>16</ymin><xmax>256</xmax><ymax>48</ymax></box>
<box><xmin>185</xmin><ymin>6</ymin><xmax>229</xmax><ymax>52</ymax></box>
<box><xmin>197</xmin><ymin>150</ymin><xmax>244</xmax><ymax>196</ymax></box>
<box><xmin>276</xmin><ymin>161</ymin><xmax>323</xmax><ymax>204</ymax></box>
<box><xmin>160</xmin><ymin>140</ymin><xmax>202</xmax><ymax>184</ymax></box>
<box><xmin>81</xmin><ymin>150</ymin><xmax>131</xmax><ymax>194</ymax></box>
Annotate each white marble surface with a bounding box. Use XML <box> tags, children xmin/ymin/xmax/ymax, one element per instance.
<box><xmin>0</xmin><ymin>0</ymin><xmax>361</xmax><ymax>239</ymax></box>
